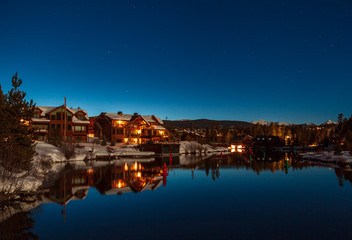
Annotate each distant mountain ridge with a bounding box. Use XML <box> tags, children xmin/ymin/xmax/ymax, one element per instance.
<box><xmin>251</xmin><ymin>119</ymin><xmax>338</xmax><ymax>126</ymax></box>
<box><xmin>164</xmin><ymin>118</ymin><xmax>338</xmax><ymax>129</ymax></box>
<box><xmin>164</xmin><ymin>119</ymin><xmax>251</xmax><ymax>129</ymax></box>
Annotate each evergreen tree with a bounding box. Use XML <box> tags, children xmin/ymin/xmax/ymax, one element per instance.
<box><xmin>0</xmin><ymin>73</ymin><xmax>36</xmax><ymax>171</ymax></box>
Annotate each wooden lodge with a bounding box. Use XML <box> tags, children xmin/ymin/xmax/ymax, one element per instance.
<box><xmin>31</xmin><ymin>105</ymin><xmax>90</xmax><ymax>142</ymax></box>
<box><xmin>92</xmin><ymin>111</ymin><xmax>169</xmax><ymax>144</ymax></box>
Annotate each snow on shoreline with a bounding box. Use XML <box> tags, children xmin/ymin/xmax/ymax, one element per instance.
<box><xmin>179</xmin><ymin>141</ymin><xmax>229</xmax><ymax>154</ymax></box>
<box><xmin>299</xmin><ymin>151</ymin><xmax>352</xmax><ymax>167</ymax></box>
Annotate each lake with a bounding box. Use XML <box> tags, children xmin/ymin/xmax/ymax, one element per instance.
<box><xmin>1</xmin><ymin>152</ymin><xmax>352</xmax><ymax>239</ymax></box>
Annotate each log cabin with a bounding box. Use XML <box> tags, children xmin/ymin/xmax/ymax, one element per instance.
<box><xmin>92</xmin><ymin>111</ymin><xmax>168</xmax><ymax>144</ymax></box>
<box><xmin>31</xmin><ymin>105</ymin><xmax>90</xmax><ymax>142</ymax></box>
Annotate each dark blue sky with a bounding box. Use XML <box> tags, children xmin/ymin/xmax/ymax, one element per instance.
<box><xmin>1</xmin><ymin>0</ymin><xmax>351</xmax><ymax>124</ymax></box>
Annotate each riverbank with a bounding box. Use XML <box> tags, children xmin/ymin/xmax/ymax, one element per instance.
<box><xmin>299</xmin><ymin>151</ymin><xmax>352</xmax><ymax>168</ymax></box>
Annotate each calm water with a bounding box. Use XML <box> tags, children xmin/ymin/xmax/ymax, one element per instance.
<box><xmin>1</xmin><ymin>153</ymin><xmax>352</xmax><ymax>240</ymax></box>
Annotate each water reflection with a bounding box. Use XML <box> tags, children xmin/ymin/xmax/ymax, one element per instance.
<box><xmin>42</xmin><ymin>160</ymin><xmax>165</xmax><ymax>208</ymax></box>
<box><xmin>1</xmin><ymin>153</ymin><xmax>352</xmax><ymax>238</ymax></box>
<box><xmin>0</xmin><ymin>205</ymin><xmax>40</xmax><ymax>240</ymax></box>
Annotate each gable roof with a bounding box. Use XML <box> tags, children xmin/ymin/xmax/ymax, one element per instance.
<box><xmin>36</xmin><ymin>106</ymin><xmax>88</xmax><ymax>117</ymax></box>
<box><xmin>105</xmin><ymin>113</ymin><xmax>133</xmax><ymax>121</ymax></box>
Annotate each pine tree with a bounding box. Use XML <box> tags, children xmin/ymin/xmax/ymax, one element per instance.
<box><xmin>0</xmin><ymin>73</ymin><xmax>36</xmax><ymax>171</ymax></box>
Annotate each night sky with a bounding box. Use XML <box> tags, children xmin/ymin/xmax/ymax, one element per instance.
<box><xmin>1</xmin><ymin>0</ymin><xmax>351</xmax><ymax>124</ymax></box>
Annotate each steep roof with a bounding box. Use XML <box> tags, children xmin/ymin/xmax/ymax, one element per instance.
<box><xmin>105</xmin><ymin>113</ymin><xmax>133</xmax><ymax>121</ymax></box>
<box><xmin>36</xmin><ymin>106</ymin><xmax>88</xmax><ymax>116</ymax></box>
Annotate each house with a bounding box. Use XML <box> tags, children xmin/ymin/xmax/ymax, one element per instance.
<box><xmin>93</xmin><ymin>111</ymin><xmax>168</xmax><ymax>144</ymax></box>
<box><xmin>31</xmin><ymin>105</ymin><xmax>90</xmax><ymax>142</ymax></box>
<box><xmin>230</xmin><ymin>135</ymin><xmax>253</xmax><ymax>147</ymax></box>
<box><xmin>253</xmin><ymin>135</ymin><xmax>285</xmax><ymax>149</ymax></box>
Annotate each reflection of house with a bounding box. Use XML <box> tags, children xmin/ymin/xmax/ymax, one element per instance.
<box><xmin>42</xmin><ymin>160</ymin><xmax>164</xmax><ymax>207</ymax></box>
<box><xmin>43</xmin><ymin>165</ymin><xmax>93</xmax><ymax>206</ymax></box>
<box><xmin>94</xmin><ymin>162</ymin><xmax>163</xmax><ymax>195</ymax></box>
<box><xmin>31</xmin><ymin>105</ymin><xmax>90</xmax><ymax>142</ymax></box>
<box><xmin>92</xmin><ymin>111</ymin><xmax>168</xmax><ymax>144</ymax></box>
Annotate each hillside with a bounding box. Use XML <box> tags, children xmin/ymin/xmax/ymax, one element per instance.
<box><xmin>164</xmin><ymin>119</ymin><xmax>252</xmax><ymax>129</ymax></box>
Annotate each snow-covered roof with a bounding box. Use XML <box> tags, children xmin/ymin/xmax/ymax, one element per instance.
<box><xmin>152</xmin><ymin>125</ymin><xmax>166</xmax><ymax>130</ymax></box>
<box><xmin>142</xmin><ymin>115</ymin><xmax>155</xmax><ymax>123</ymax></box>
<box><xmin>72</xmin><ymin>116</ymin><xmax>90</xmax><ymax>124</ymax></box>
<box><xmin>32</xmin><ymin>118</ymin><xmax>50</xmax><ymax>122</ymax></box>
<box><xmin>155</xmin><ymin>117</ymin><xmax>163</xmax><ymax>124</ymax></box>
<box><xmin>141</xmin><ymin>115</ymin><xmax>163</xmax><ymax>124</ymax></box>
<box><xmin>35</xmin><ymin>106</ymin><xmax>56</xmax><ymax>116</ymax></box>
<box><xmin>105</xmin><ymin>113</ymin><xmax>133</xmax><ymax>121</ymax></box>
<box><xmin>103</xmin><ymin>113</ymin><xmax>164</xmax><ymax>125</ymax></box>
<box><xmin>36</xmin><ymin>106</ymin><xmax>88</xmax><ymax>117</ymax></box>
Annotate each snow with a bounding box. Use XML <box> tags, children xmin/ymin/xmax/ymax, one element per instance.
<box><xmin>300</xmin><ymin>151</ymin><xmax>352</xmax><ymax>166</ymax></box>
<box><xmin>321</xmin><ymin>120</ymin><xmax>338</xmax><ymax>125</ymax></box>
<box><xmin>251</xmin><ymin>119</ymin><xmax>292</xmax><ymax>126</ymax></box>
<box><xmin>152</xmin><ymin>125</ymin><xmax>166</xmax><ymax>130</ymax></box>
<box><xmin>105</xmin><ymin>113</ymin><xmax>133</xmax><ymax>121</ymax></box>
<box><xmin>179</xmin><ymin>141</ymin><xmax>229</xmax><ymax>154</ymax></box>
<box><xmin>35</xmin><ymin>142</ymin><xmax>67</xmax><ymax>162</ymax></box>
<box><xmin>72</xmin><ymin>116</ymin><xmax>90</xmax><ymax>124</ymax></box>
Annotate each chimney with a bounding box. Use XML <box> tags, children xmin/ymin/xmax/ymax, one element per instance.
<box><xmin>118</xmin><ymin>111</ymin><xmax>123</xmax><ymax>116</ymax></box>
<box><xmin>134</xmin><ymin>112</ymin><xmax>138</xmax><ymax>116</ymax></box>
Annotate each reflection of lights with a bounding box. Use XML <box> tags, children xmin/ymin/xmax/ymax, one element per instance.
<box><xmin>231</xmin><ymin>145</ymin><xmax>243</xmax><ymax>152</ymax></box>
<box><xmin>124</xmin><ymin>162</ymin><xmax>128</xmax><ymax>171</ymax></box>
<box><xmin>133</xmin><ymin>162</ymin><xmax>138</xmax><ymax>170</ymax></box>
<box><xmin>114</xmin><ymin>180</ymin><xmax>126</xmax><ymax>188</ymax></box>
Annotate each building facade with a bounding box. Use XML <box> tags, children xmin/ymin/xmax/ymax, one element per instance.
<box><xmin>31</xmin><ymin>105</ymin><xmax>90</xmax><ymax>142</ymax></box>
<box><xmin>92</xmin><ymin>111</ymin><xmax>168</xmax><ymax>144</ymax></box>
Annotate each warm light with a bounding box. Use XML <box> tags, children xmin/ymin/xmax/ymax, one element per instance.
<box><xmin>124</xmin><ymin>162</ymin><xmax>128</xmax><ymax>171</ymax></box>
<box><xmin>118</xmin><ymin>121</ymin><xmax>121</xmax><ymax>125</ymax></box>
<box><xmin>115</xmin><ymin>180</ymin><xmax>125</xmax><ymax>189</ymax></box>
<box><xmin>159</xmin><ymin>131</ymin><xmax>164</xmax><ymax>135</ymax></box>
<box><xmin>137</xmin><ymin>172</ymin><xmax>141</xmax><ymax>178</ymax></box>
<box><xmin>134</xmin><ymin>162</ymin><xmax>138</xmax><ymax>170</ymax></box>
<box><xmin>87</xmin><ymin>168</ymin><xmax>94</xmax><ymax>174</ymax></box>
<box><xmin>124</xmin><ymin>138</ymin><xmax>128</xmax><ymax>143</ymax></box>
<box><xmin>139</xmin><ymin>163</ymin><xmax>142</xmax><ymax>169</ymax></box>
<box><xmin>134</xmin><ymin>138</ymin><xmax>138</xmax><ymax>143</ymax></box>
<box><xmin>237</xmin><ymin>148</ymin><xmax>243</xmax><ymax>153</ymax></box>
<box><xmin>231</xmin><ymin>145</ymin><xmax>242</xmax><ymax>149</ymax></box>
<box><xmin>20</xmin><ymin>119</ymin><xmax>30</xmax><ymax>126</ymax></box>
<box><xmin>137</xmin><ymin>130</ymin><xmax>141</xmax><ymax>134</ymax></box>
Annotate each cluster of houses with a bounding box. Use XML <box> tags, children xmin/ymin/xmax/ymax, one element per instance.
<box><xmin>31</xmin><ymin>105</ymin><xmax>169</xmax><ymax>144</ymax></box>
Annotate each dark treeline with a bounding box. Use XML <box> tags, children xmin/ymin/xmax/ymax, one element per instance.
<box><xmin>168</xmin><ymin>121</ymin><xmax>337</xmax><ymax>147</ymax></box>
